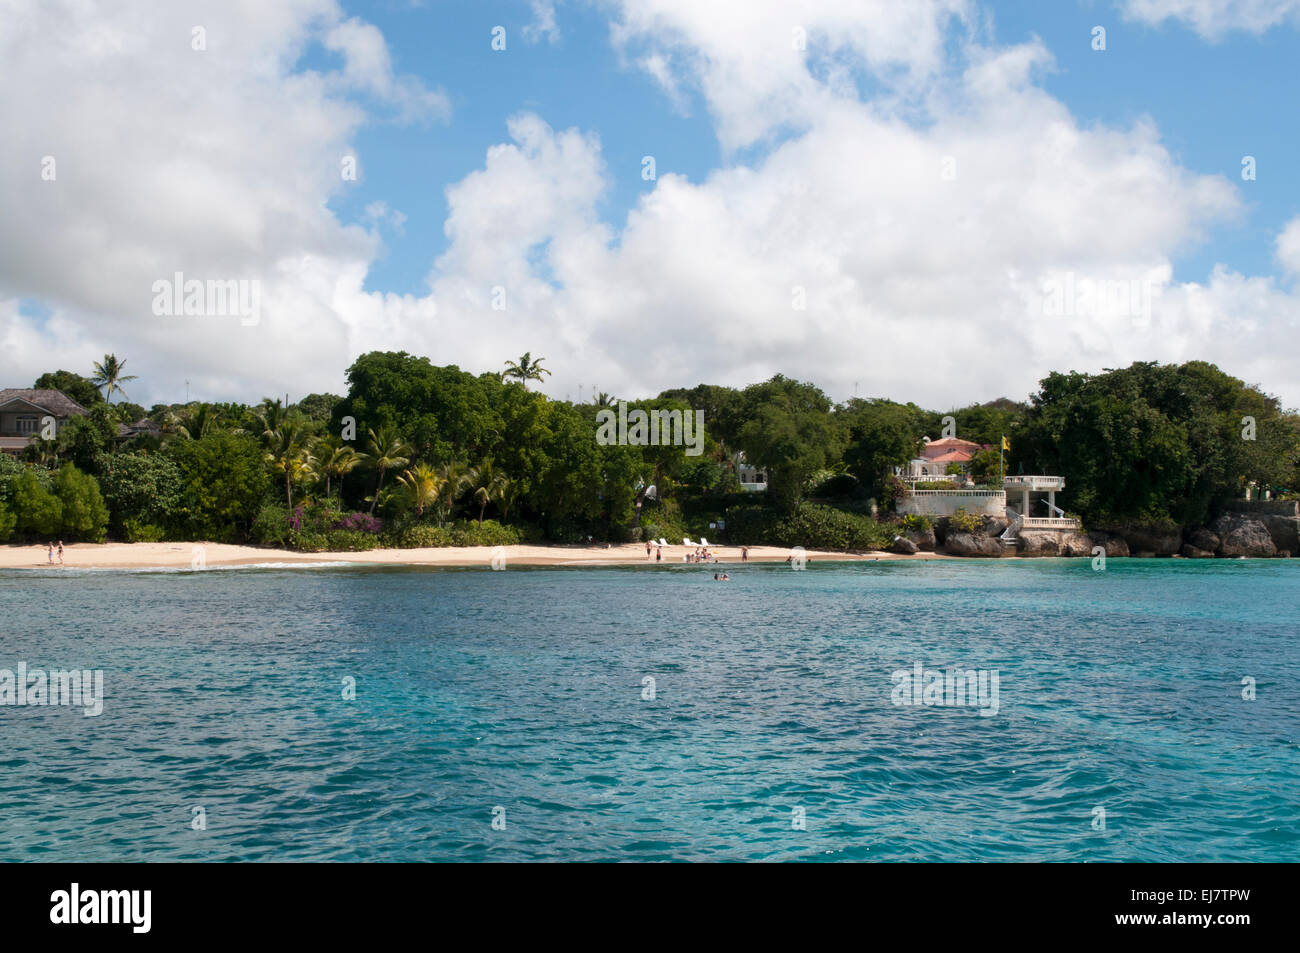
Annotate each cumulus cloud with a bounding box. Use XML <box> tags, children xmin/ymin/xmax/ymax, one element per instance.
<box><xmin>1120</xmin><ymin>0</ymin><xmax>1300</xmax><ymax>38</ymax></box>
<box><xmin>0</xmin><ymin>0</ymin><xmax>443</xmax><ymax>403</ymax></box>
<box><xmin>2</xmin><ymin>0</ymin><xmax>1298</xmax><ymax>414</ymax></box>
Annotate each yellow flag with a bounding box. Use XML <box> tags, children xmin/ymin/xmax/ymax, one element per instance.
<box><xmin>1001</xmin><ymin>436</ymin><xmax>1011</xmax><ymax>452</ymax></box>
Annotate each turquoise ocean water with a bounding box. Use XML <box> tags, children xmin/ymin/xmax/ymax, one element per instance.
<box><xmin>1</xmin><ymin>558</ymin><xmax>1297</xmax><ymax>861</ymax></box>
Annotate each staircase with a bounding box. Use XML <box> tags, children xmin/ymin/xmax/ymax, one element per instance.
<box><xmin>1000</xmin><ymin>508</ymin><xmax>1023</xmax><ymax>549</ymax></box>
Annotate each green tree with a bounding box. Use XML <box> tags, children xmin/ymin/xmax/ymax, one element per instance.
<box><xmin>466</xmin><ymin>459</ymin><xmax>508</xmax><ymax>527</ymax></box>
<box><xmin>11</xmin><ymin>469</ymin><xmax>62</xmax><ymax>537</ymax></box>
<box><xmin>34</xmin><ymin>370</ymin><xmax>103</xmax><ymax>407</ymax></box>
<box><xmin>52</xmin><ymin>464</ymin><xmax>109</xmax><ymax>541</ymax></box>
<box><xmin>840</xmin><ymin>398</ymin><xmax>928</xmax><ymax>501</ymax></box>
<box><xmin>1016</xmin><ymin>360</ymin><xmax>1288</xmax><ymax>526</ymax></box>
<box><xmin>167</xmin><ymin>431</ymin><xmax>269</xmax><ymax>540</ymax></box>
<box><xmin>317</xmin><ymin>438</ymin><xmax>362</xmax><ymax>501</ymax></box>
<box><xmin>54</xmin><ymin>403</ymin><xmax>121</xmax><ymax>472</ymax></box>
<box><xmin>170</xmin><ymin>403</ymin><xmax>217</xmax><ymax>440</ymax></box>
<box><xmin>503</xmin><ymin>352</ymin><xmax>551</xmax><ymax>390</ymax></box>
<box><xmin>95</xmin><ymin>450</ymin><xmax>184</xmax><ymax>535</ymax></box>
<box><xmin>736</xmin><ymin>376</ymin><xmax>845</xmax><ymax>511</ymax></box>
<box><xmin>362</xmin><ymin>428</ymin><xmax>410</xmax><ymax>515</ymax></box>
<box><xmin>265</xmin><ymin>420</ymin><xmax>315</xmax><ymax>507</ymax></box>
<box><xmin>396</xmin><ymin>463</ymin><xmax>445</xmax><ymax>518</ymax></box>
<box><xmin>91</xmin><ymin>354</ymin><xmax>138</xmax><ymax>403</ymax></box>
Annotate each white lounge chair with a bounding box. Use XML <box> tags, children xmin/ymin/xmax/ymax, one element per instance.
<box><xmin>657</xmin><ymin>538</ymin><xmax>669</xmax><ymax>547</ymax></box>
<box><xmin>699</xmin><ymin>537</ymin><xmax>710</xmax><ymax>547</ymax></box>
<box><xmin>683</xmin><ymin>537</ymin><xmax>696</xmax><ymax>547</ymax></box>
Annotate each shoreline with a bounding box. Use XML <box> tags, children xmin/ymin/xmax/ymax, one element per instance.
<box><xmin>0</xmin><ymin>541</ymin><xmax>955</xmax><ymax>571</ymax></box>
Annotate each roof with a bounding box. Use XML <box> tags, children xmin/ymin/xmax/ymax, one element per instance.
<box><xmin>930</xmin><ymin>450</ymin><xmax>974</xmax><ymax>463</ymax></box>
<box><xmin>0</xmin><ymin>388</ymin><xmax>89</xmax><ymax>418</ymax></box>
<box><xmin>922</xmin><ymin>436</ymin><xmax>982</xmax><ymax>461</ymax></box>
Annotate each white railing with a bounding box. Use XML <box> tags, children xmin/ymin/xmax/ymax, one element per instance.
<box><xmin>908</xmin><ymin>488</ymin><xmax>1004</xmax><ymax>497</ymax></box>
<box><xmin>1020</xmin><ymin>516</ymin><xmax>1079</xmax><ymax>529</ymax></box>
<box><xmin>739</xmin><ymin>482</ymin><xmax>767</xmax><ymax>492</ymax></box>
<box><xmin>1003</xmin><ymin>475</ymin><xmax>1066</xmax><ymax>490</ymax></box>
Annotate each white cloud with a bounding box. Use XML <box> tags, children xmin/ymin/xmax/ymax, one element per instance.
<box><xmin>1120</xmin><ymin>0</ymin><xmax>1300</xmax><ymax>37</ymax></box>
<box><xmin>0</xmin><ymin>0</ymin><xmax>442</xmax><ymax>404</ymax></box>
<box><xmin>2</xmin><ymin>0</ymin><xmax>1298</xmax><ymax>416</ymax></box>
<box><xmin>523</xmin><ymin>1</ymin><xmax>561</xmax><ymax>45</ymax></box>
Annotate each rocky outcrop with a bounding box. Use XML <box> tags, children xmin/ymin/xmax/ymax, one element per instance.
<box><xmin>1100</xmin><ymin>523</ymin><xmax>1181</xmax><ymax>555</ymax></box>
<box><xmin>1062</xmin><ymin>534</ymin><xmax>1094</xmax><ymax>557</ymax></box>
<box><xmin>891</xmin><ymin>535</ymin><xmax>919</xmax><ymax>555</ymax></box>
<box><xmin>944</xmin><ymin>532</ymin><xmax>1005</xmax><ymax>557</ymax></box>
<box><xmin>982</xmin><ymin>516</ymin><xmax>1009</xmax><ymax>537</ymax></box>
<box><xmin>1180</xmin><ymin>544</ymin><xmax>1215</xmax><ymax>559</ymax></box>
<box><xmin>1018</xmin><ymin>531</ymin><xmax>1060</xmax><ymax>556</ymax></box>
<box><xmin>1089</xmin><ymin>531</ymin><xmax>1130</xmax><ymax>558</ymax></box>
<box><xmin>1259</xmin><ymin>514</ymin><xmax>1299</xmax><ymax>554</ymax></box>
<box><xmin>1188</xmin><ymin>528</ymin><xmax>1220</xmax><ymax>553</ymax></box>
<box><xmin>905</xmin><ymin>526</ymin><xmax>936</xmax><ymax>551</ymax></box>
<box><xmin>1212</xmin><ymin>514</ymin><xmax>1277</xmax><ymax>558</ymax></box>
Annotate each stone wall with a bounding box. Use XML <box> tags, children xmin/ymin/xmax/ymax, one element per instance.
<box><xmin>898</xmin><ymin>490</ymin><xmax>1005</xmax><ymax>519</ymax></box>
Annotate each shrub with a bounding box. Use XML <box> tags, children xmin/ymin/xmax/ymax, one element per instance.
<box><xmin>322</xmin><ymin>529</ymin><xmax>384</xmax><ymax>552</ymax></box>
<box><xmin>901</xmin><ymin>513</ymin><xmax>933</xmax><ymax>532</ymax></box>
<box><xmin>251</xmin><ymin>503</ymin><xmax>293</xmax><ymax>547</ymax></box>
<box><xmin>334</xmin><ymin>511</ymin><xmax>383</xmax><ymax>534</ymax></box>
<box><xmin>0</xmin><ymin>500</ymin><xmax>15</xmax><ymax>541</ymax></box>
<box><xmin>947</xmin><ymin>507</ymin><xmax>983</xmax><ymax>534</ymax></box>
<box><xmin>122</xmin><ymin>519</ymin><xmax>167</xmax><ymax>543</ymax></box>
<box><xmin>446</xmin><ymin>520</ymin><xmax>524</xmax><ymax>547</ymax></box>
<box><xmin>723</xmin><ymin>502</ymin><xmax>891</xmax><ymax>551</ymax></box>
<box><xmin>52</xmin><ymin>464</ymin><xmax>109</xmax><ymax>542</ymax></box>
<box><xmin>11</xmin><ymin>469</ymin><xmax>63</xmax><ymax>538</ymax></box>
<box><xmin>397</xmin><ymin>525</ymin><xmax>451</xmax><ymax>548</ymax></box>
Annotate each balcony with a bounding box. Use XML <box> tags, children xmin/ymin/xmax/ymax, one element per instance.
<box><xmin>1003</xmin><ymin>475</ymin><xmax>1066</xmax><ymax>491</ymax></box>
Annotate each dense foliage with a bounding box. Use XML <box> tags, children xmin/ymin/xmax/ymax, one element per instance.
<box><xmin>3</xmin><ymin>353</ymin><xmax>1295</xmax><ymax>549</ymax></box>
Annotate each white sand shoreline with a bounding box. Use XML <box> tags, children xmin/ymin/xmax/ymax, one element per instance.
<box><xmin>0</xmin><ymin>541</ymin><xmax>953</xmax><ymax>571</ymax></box>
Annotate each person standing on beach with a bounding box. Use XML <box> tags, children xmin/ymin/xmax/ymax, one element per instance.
<box><xmin>741</xmin><ymin>546</ymin><xmax>749</xmax><ymax>562</ymax></box>
<box><xmin>47</xmin><ymin>543</ymin><xmax>54</xmax><ymax>564</ymax></box>
<box><xmin>656</xmin><ymin>546</ymin><xmax>662</xmax><ymax>562</ymax></box>
<box><xmin>57</xmin><ymin>541</ymin><xmax>64</xmax><ymax>564</ymax></box>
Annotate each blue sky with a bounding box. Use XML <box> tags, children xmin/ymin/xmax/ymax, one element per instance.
<box><xmin>333</xmin><ymin>0</ymin><xmax>1299</xmax><ymax>296</ymax></box>
<box><xmin>5</xmin><ymin>0</ymin><xmax>1299</xmax><ymax>408</ymax></box>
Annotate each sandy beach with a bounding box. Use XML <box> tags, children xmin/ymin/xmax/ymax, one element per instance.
<box><xmin>0</xmin><ymin>540</ymin><xmax>951</xmax><ymax>570</ymax></box>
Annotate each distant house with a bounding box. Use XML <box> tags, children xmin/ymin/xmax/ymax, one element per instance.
<box><xmin>904</xmin><ymin>435</ymin><xmax>983</xmax><ymax>480</ymax></box>
<box><xmin>735</xmin><ymin>452</ymin><xmax>768</xmax><ymax>492</ymax></box>
<box><xmin>0</xmin><ymin>389</ymin><xmax>89</xmax><ymax>455</ymax></box>
<box><xmin>124</xmin><ymin>417</ymin><xmax>163</xmax><ymax>439</ymax></box>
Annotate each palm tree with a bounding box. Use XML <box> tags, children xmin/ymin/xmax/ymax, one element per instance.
<box><xmin>170</xmin><ymin>403</ymin><xmax>215</xmax><ymax>440</ymax></box>
<box><xmin>317</xmin><ymin>438</ymin><xmax>362</xmax><ymax>502</ymax></box>
<box><xmin>254</xmin><ymin>398</ymin><xmax>286</xmax><ymax>448</ymax></box>
<box><xmin>466</xmin><ymin>459</ymin><xmax>509</xmax><ymax>527</ymax></box>
<box><xmin>595</xmin><ymin>392</ymin><xmax>617</xmax><ymax>407</ymax></box>
<box><xmin>92</xmin><ymin>354</ymin><xmax>138</xmax><ymax>403</ymax></box>
<box><xmin>502</xmin><ymin>352</ymin><xmax>551</xmax><ymax>390</ymax></box>
<box><xmin>396</xmin><ymin>463</ymin><xmax>444</xmax><ymax>518</ymax></box>
<box><xmin>497</xmin><ymin>477</ymin><xmax>523</xmax><ymax>524</ymax></box>
<box><xmin>266</xmin><ymin>420</ymin><xmax>314</xmax><ymax>507</ymax></box>
<box><xmin>433</xmin><ymin>462</ymin><xmax>469</xmax><ymax>524</ymax></box>
<box><xmin>363</xmin><ymin>428</ymin><xmax>410</xmax><ymax>514</ymax></box>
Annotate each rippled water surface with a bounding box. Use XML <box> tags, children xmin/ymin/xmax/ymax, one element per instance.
<box><xmin>2</xmin><ymin>558</ymin><xmax>1298</xmax><ymax>861</ymax></box>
